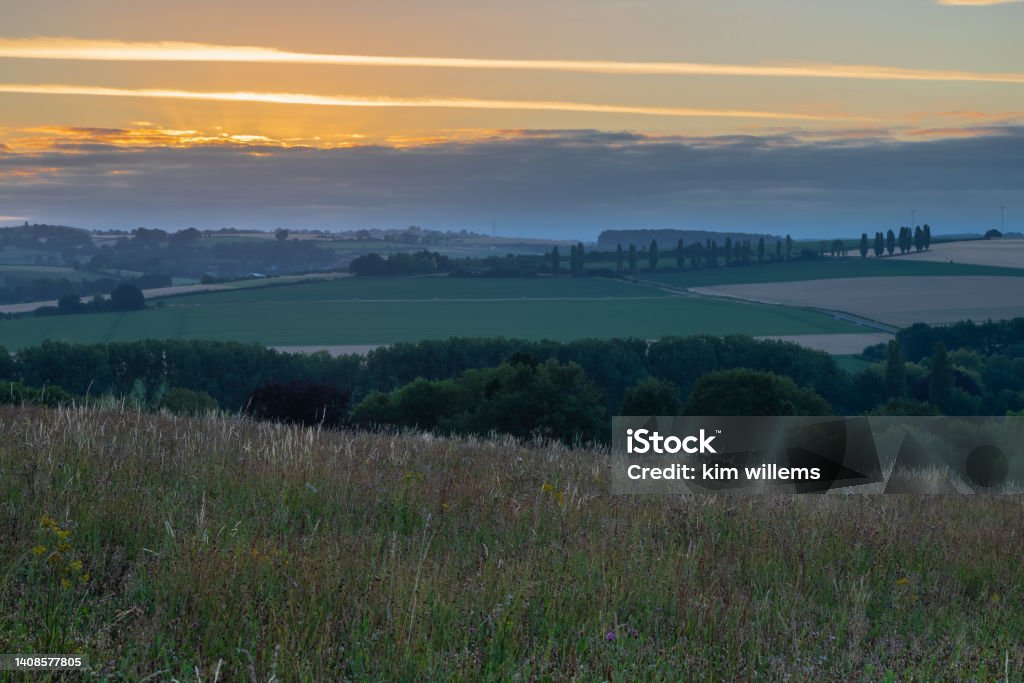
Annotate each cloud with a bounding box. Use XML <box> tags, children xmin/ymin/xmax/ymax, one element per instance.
<box><xmin>0</xmin><ymin>83</ymin><xmax>851</xmax><ymax>122</ymax></box>
<box><xmin>1</xmin><ymin>125</ymin><xmax>1020</xmax><ymax>237</ymax></box>
<box><xmin>1</xmin><ymin>37</ymin><xmax>1023</xmax><ymax>85</ymax></box>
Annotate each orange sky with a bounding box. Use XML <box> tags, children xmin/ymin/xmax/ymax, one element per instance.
<box><xmin>0</xmin><ymin>0</ymin><xmax>1021</xmax><ymax>235</ymax></box>
<box><xmin>1</xmin><ymin>1</ymin><xmax>1022</xmax><ymax>144</ymax></box>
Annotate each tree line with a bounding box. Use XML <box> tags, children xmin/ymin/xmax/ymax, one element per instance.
<box><xmin>3</xmin><ymin>327</ymin><xmax>1022</xmax><ymax>443</ymax></box>
<box><xmin>859</xmin><ymin>225</ymin><xmax>932</xmax><ymax>258</ymax></box>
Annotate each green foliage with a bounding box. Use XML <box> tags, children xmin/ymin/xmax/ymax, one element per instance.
<box><xmin>867</xmin><ymin>399</ymin><xmax>940</xmax><ymax>416</ymax></box>
<box><xmin>0</xmin><ymin>345</ymin><xmax>15</xmax><ymax>380</ymax></box>
<box><xmin>885</xmin><ymin>340</ymin><xmax>906</xmax><ymax>399</ymax></box>
<box><xmin>928</xmin><ymin>342</ymin><xmax>954</xmax><ymax>410</ymax></box>
<box><xmin>352</xmin><ymin>378</ymin><xmax>470</xmax><ymax>430</ymax></box>
<box><xmin>158</xmin><ymin>387</ymin><xmax>218</xmax><ymax>416</ymax></box>
<box><xmin>108</xmin><ymin>283</ymin><xmax>145</xmax><ymax>311</ymax></box>
<box><xmin>0</xmin><ymin>381</ymin><xmax>75</xmax><ymax>407</ymax></box>
<box><xmin>618</xmin><ymin>378</ymin><xmax>682</xmax><ymax>416</ymax></box>
<box><xmin>897</xmin><ymin>318</ymin><xmax>1024</xmax><ymax>362</ymax></box>
<box><xmin>349</xmin><ymin>250</ymin><xmax>451</xmax><ymax>276</ymax></box>
<box><xmin>684</xmin><ymin>369</ymin><xmax>833</xmax><ymax>416</ymax></box>
<box><xmin>354</xmin><ymin>358</ymin><xmax>606</xmax><ymax>445</ymax></box>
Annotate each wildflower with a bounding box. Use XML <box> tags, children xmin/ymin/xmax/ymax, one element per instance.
<box><xmin>79</xmin><ymin>574</ymin><xmax>90</xmax><ymax>584</ymax></box>
<box><xmin>441</xmin><ymin>503</ymin><xmax>450</xmax><ymax>512</ymax></box>
<box><xmin>605</xmin><ymin>630</ymin><xmax>616</xmax><ymax>642</ymax></box>
<box><xmin>541</xmin><ymin>483</ymin><xmax>554</xmax><ymax>493</ymax></box>
<box><xmin>31</xmin><ymin>545</ymin><xmax>46</xmax><ymax>556</ymax></box>
<box><xmin>56</xmin><ymin>529</ymin><xmax>72</xmax><ymax>539</ymax></box>
<box><xmin>553</xmin><ymin>491</ymin><xmax>565</xmax><ymax>505</ymax></box>
<box><xmin>68</xmin><ymin>560</ymin><xmax>83</xmax><ymax>573</ymax></box>
<box><xmin>40</xmin><ymin>515</ymin><xmax>58</xmax><ymax>530</ymax></box>
<box><xmin>60</xmin><ymin>578</ymin><xmax>72</xmax><ymax>590</ymax></box>
<box><xmin>895</xmin><ymin>577</ymin><xmax>909</xmax><ymax>586</ymax></box>
<box><xmin>57</xmin><ymin>542</ymin><xmax>72</xmax><ymax>553</ymax></box>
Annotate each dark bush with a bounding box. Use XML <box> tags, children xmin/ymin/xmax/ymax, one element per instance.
<box><xmin>109</xmin><ymin>283</ymin><xmax>145</xmax><ymax>311</ymax></box>
<box><xmin>158</xmin><ymin>387</ymin><xmax>219</xmax><ymax>416</ymax></box>
<box><xmin>0</xmin><ymin>381</ymin><xmax>75</xmax><ymax>407</ymax></box>
<box><xmin>246</xmin><ymin>380</ymin><xmax>350</xmax><ymax>428</ymax></box>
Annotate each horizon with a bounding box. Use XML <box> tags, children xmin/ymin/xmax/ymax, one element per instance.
<box><xmin>2</xmin><ymin>1</ymin><xmax>1022</xmax><ymax>237</ymax></box>
<box><xmin>0</xmin><ymin>220</ymin><xmax>1012</xmax><ymax>245</ymax></box>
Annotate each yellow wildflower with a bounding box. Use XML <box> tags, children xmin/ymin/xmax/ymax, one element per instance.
<box><xmin>57</xmin><ymin>542</ymin><xmax>71</xmax><ymax>553</ymax></box>
<box><xmin>69</xmin><ymin>560</ymin><xmax>83</xmax><ymax>573</ymax></box>
<box><xmin>60</xmin><ymin>578</ymin><xmax>72</xmax><ymax>590</ymax></box>
<box><xmin>541</xmin><ymin>483</ymin><xmax>554</xmax><ymax>493</ymax></box>
<box><xmin>79</xmin><ymin>574</ymin><xmax>90</xmax><ymax>584</ymax></box>
<box><xmin>56</xmin><ymin>529</ymin><xmax>72</xmax><ymax>539</ymax></box>
<box><xmin>895</xmin><ymin>577</ymin><xmax>909</xmax><ymax>586</ymax></box>
<box><xmin>31</xmin><ymin>545</ymin><xmax>47</xmax><ymax>556</ymax></box>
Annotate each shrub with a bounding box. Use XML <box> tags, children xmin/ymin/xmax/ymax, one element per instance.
<box><xmin>684</xmin><ymin>369</ymin><xmax>832</xmax><ymax>416</ymax></box>
<box><xmin>618</xmin><ymin>378</ymin><xmax>682</xmax><ymax>416</ymax></box>
<box><xmin>158</xmin><ymin>387</ymin><xmax>219</xmax><ymax>416</ymax></box>
<box><xmin>108</xmin><ymin>283</ymin><xmax>145</xmax><ymax>311</ymax></box>
<box><xmin>246</xmin><ymin>380</ymin><xmax>350</xmax><ymax>428</ymax></box>
<box><xmin>0</xmin><ymin>381</ymin><xmax>75</xmax><ymax>407</ymax></box>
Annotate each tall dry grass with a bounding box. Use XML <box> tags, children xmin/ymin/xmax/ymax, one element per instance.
<box><xmin>1</xmin><ymin>404</ymin><xmax>1022</xmax><ymax>681</ymax></box>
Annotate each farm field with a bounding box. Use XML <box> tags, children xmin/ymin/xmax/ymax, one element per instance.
<box><xmin>0</xmin><ymin>265</ymin><xmax>113</xmax><ymax>282</ymax></box>
<box><xmin>2</xmin><ymin>405</ymin><xmax>1022</xmax><ymax>679</ymax></box>
<box><xmin>0</xmin><ymin>276</ymin><xmax>863</xmax><ymax>350</ymax></box>
<box><xmin>0</xmin><ymin>271</ymin><xmax>353</xmax><ymax>315</ymax></box>
<box><xmin>635</xmin><ymin>257</ymin><xmax>1024</xmax><ymax>289</ymax></box>
<box><xmin>694</xmin><ymin>276</ymin><xmax>1024</xmax><ymax>327</ymax></box>
<box><xmin>889</xmin><ymin>238</ymin><xmax>1024</xmax><ymax>269</ymax></box>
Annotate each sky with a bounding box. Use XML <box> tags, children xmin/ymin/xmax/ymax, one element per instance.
<box><xmin>1</xmin><ymin>0</ymin><xmax>1022</xmax><ymax>238</ymax></box>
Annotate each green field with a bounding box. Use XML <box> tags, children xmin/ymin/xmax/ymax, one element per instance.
<box><xmin>0</xmin><ymin>276</ymin><xmax>863</xmax><ymax>350</ymax></box>
<box><xmin>0</xmin><ymin>265</ymin><xmax>117</xmax><ymax>283</ymax></box>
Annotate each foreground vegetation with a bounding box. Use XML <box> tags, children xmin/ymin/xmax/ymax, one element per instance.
<box><xmin>1</xmin><ymin>405</ymin><xmax>1022</xmax><ymax>680</ymax></box>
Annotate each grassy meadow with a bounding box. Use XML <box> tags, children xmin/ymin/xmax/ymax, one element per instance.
<box><xmin>0</xmin><ymin>277</ymin><xmax>863</xmax><ymax>350</ymax></box>
<box><xmin>1</xmin><ymin>405</ymin><xmax>1022</xmax><ymax>680</ymax></box>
